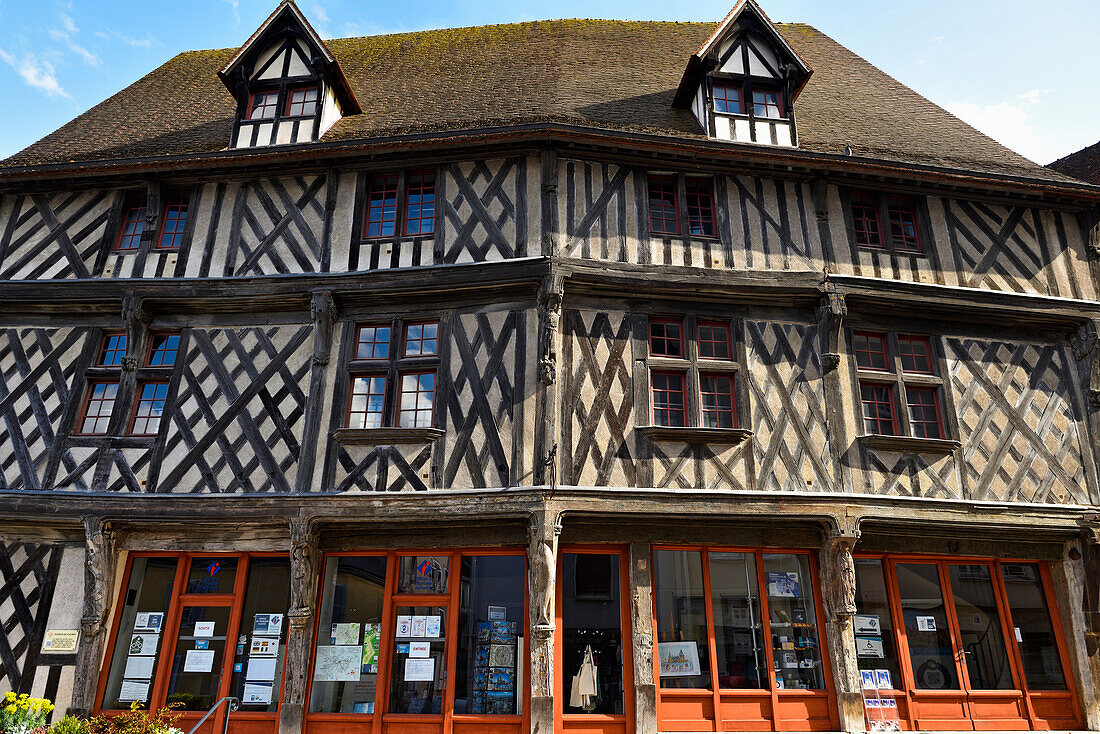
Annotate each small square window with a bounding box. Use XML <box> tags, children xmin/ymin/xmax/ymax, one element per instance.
<box><xmin>651</xmin><ymin>372</ymin><xmax>686</xmax><ymax>427</ymax></box>
<box><xmin>285</xmin><ymin>86</ymin><xmax>318</xmax><ymax>117</ymax></box>
<box><xmin>697</xmin><ymin>322</ymin><xmax>730</xmax><ymax>360</ymax></box>
<box><xmin>399</xmin><ymin>372</ymin><xmax>435</xmax><ymax>428</ymax></box>
<box><xmin>713</xmin><ymin>84</ymin><xmax>742</xmax><ymax>114</ymax></box>
<box><xmin>649</xmin><ymin>319</ymin><xmax>684</xmax><ymax>358</ymax></box>
<box><xmin>248</xmin><ymin>91</ymin><xmax>279</xmax><ymax>120</ymax></box>
<box><xmin>853</xmin><ymin>332</ymin><xmax>889</xmax><ymax>371</ymax></box>
<box><xmin>752</xmin><ymin>88</ymin><xmax>783</xmax><ymax>119</ymax></box>
<box><xmin>147</xmin><ymin>333</ymin><xmax>180</xmax><ymax>367</ymax></box>
<box><xmin>130</xmin><ymin>382</ymin><xmax>168</xmax><ymax>435</ymax></box>
<box><xmin>404</xmin><ymin>173</ymin><xmax>435</xmax><ymax>236</ymax></box>
<box><xmin>648</xmin><ymin>177</ymin><xmax>679</xmax><ymax>235</ymax></box>
<box><xmin>348</xmin><ymin>375</ymin><xmax>386</xmax><ymax>429</ymax></box>
<box><xmin>364</xmin><ymin>174</ymin><xmax>398</xmax><ymax>239</ymax></box>
<box><xmin>860</xmin><ymin>383</ymin><xmax>897</xmax><ymax>435</ymax></box>
<box><xmin>700</xmin><ymin>373</ymin><xmax>736</xmax><ymax>428</ymax></box>
<box><xmin>100</xmin><ymin>334</ymin><xmax>127</xmax><ymax>366</ymax></box>
<box><xmin>403</xmin><ymin>322</ymin><xmax>439</xmax><ymax>357</ymax></box>
<box><xmin>355</xmin><ymin>325</ymin><xmax>391</xmax><ymax>360</ymax></box>
<box><xmin>80</xmin><ymin>382</ymin><xmax>118</xmax><ymax>435</ymax></box>
<box><xmin>898</xmin><ymin>335</ymin><xmax>934</xmax><ymax>374</ymax></box>
<box><xmin>115</xmin><ymin>199</ymin><xmax>146</xmax><ymax>251</ymax></box>
<box><xmin>156</xmin><ymin>194</ymin><xmax>189</xmax><ymax>250</ymax></box>
<box><xmin>685</xmin><ymin>179</ymin><xmax>716</xmax><ymax>238</ymax></box>
<box><xmin>906</xmin><ymin>387</ymin><xmax>943</xmax><ymax>439</ymax></box>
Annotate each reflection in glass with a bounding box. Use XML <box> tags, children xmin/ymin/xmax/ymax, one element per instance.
<box><xmin>763</xmin><ymin>554</ymin><xmax>824</xmax><ymax>690</ymax></box>
<box><xmin>948</xmin><ymin>564</ymin><xmax>1013</xmax><ymax>689</ymax></box>
<box><xmin>896</xmin><ymin>563</ymin><xmax>958</xmax><ymax>690</ymax></box>
<box><xmin>396</xmin><ymin>555</ymin><xmax>449</xmax><ymax>594</ymax></box>
<box><xmin>562</xmin><ymin>553</ymin><xmax>624</xmax><ymax>714</ymax></box>
<box><xmin>229</xmin><ymin>558</ymin><xmax>290</xmax><ymax>712</ymax></box>
<box><xmin>653</xmin><ymin>550</ymin><xmax>710</xmax><ymax>689</ymax></box>
<box><xmin>853</xmin><ymin>559</ymin><xmax>902</xmax><ymax>689</ymax></box>
<box><xmin>166</xmin><ymin>606</ymin><xmax>231</xmax><ymax>710</ymax></box>
<box><xmin>455</xmin><ymin>556</ymin><xmax>525</xmax><ymax>715</ymax></box>
<box><xmin>709</xmin><ymin>552</ymin><xmax>765</xmax><ymax>689</ymax></box>
<box><xmin>185</xmin><ymin>557</ymin><xmax>237</xmax><ymax>594</ymax></box>
<box><xmin>388</xmin><ymin>606</ymin><xmax>447</xmax><ymax>714</ymax></box>
<box><xmin>1001</xmin><ymin>563</ymin><xmax>1066</xmax><ymax>690</ymax></box>
<box><xmin>309</xmin><ymin>556</ymin><xmax>387</xmax><ymax>714</ymax></box>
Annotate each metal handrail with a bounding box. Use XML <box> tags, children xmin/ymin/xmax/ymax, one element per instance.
<box><xmin>186</xmin><ymin>696</ymin><xmax>239</xmax><ymax>734</ymax></box>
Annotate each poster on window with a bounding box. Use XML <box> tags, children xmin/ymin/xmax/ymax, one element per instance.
<box><xmin>313</xmin><ymin>645</ymin><xmax>361</xmax><ymax>682</ymax></box>
<box><xmin>854</xmin><ymin>614</ymin><xmax>880</xmax><ymax>635</ymax></box>
<box><xmin>765</xmin><ymin>571</ymin><xmax>801</xmax><ymax>598</ymax></box>
<box><xmin>658</xmin><ymin>641</ymin><xmax>701</xmax><ymax>677</ymax></box>
<box><xmin>855</xmin><ymin>636</ymin><xmax>885</xmax><ymax>658</ymax></box>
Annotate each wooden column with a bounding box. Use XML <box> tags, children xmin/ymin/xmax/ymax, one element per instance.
<box><xmin>279</xmin><ymin>516</ymin><xmax>319</xmax><ymax>734</ymax></box>
<box><xmin>819</xmin><ymin>514</ymin><xmax>863</xmax><ymax>733</ymax></box>
<box><xmin>527</xmin><ymin>505</ymin><xmax>561</xmax><ymax>734</ymax></box>
<box><xmin>533</xmin><ymin>275</ymin><xmax>563</xmax><ymax>487</ymax></box>
<box><xmin>71</xmin><ymin>516</ymin><xmax>115</xmax><ymax>716</ymax></box>
<box><xmin>816</xmin><ymin>284</ymin><xmax>851</xmax><ymax>493</ymax></box>
<box><xmin>628</xmin><ymin>541</ymin><xmax>657</xmax><ymax>734</ymax></box>
<box><xmin>1058</xmin><ymin>520</ymin><xmax>1100</xmax><ymax>729</ymax></box>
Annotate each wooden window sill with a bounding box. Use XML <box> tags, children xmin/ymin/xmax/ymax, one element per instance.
<box><xmin>858</xmin><ymin>434</ymin><xmax>960</xmax><ymax>454</ymax></box>
<box><xmin>331</xmin><ymin>427</ymin><xmax>444</xmax><ymax>445</ymax></box>
<box><xmin>637</xmin><ymin>426</ymin><xmax>752</xmax><ymax>444</ymax></box>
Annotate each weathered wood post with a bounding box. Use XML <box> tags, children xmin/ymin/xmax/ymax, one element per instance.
<box><xmin>71</xmin><ymin>516</ymin><xmax>115</xmax><ymax>716</ymax></box>
<box><xmin>820</xmin><ymin>514</ymin><xmax>863</xmax><ymax>733</ymax></box>
<box><xmin>629</xmin><ymin>540</ymin><xmax>657</xmax><ymax>734</ymax></box>
<box><xmin>279</xmin><ymin>516</ymin><xmax>319</xmax><ymax>734</ymax></box>
<box><xmin>1057</xmin><ymin>519</ymin><xmax>1100</xmax><ymax>729</ymax></box>
<box><xmin>527</xmin><ymin>506</ymin><xmax>561</xmax><ymax>734</ymax></box>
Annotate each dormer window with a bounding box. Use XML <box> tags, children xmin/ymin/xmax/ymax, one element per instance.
<box><xmin>713</xmin><ymin>84</ymin><xmax>742</xmax><ymax>114</ymax></box>
<box><xmin>752</xmin><ymin>88</ymin><xmax>782</xmax><ymax>119</ymax></box>
<box><xmin>247</xmin><ymin>91</ymin><xmax>279</xmax><ymax>120</ymax></box>
<box><xmin>285</xmin><ymin>86</ymin><xmax>318</xmax><ymax>117</ymax></box>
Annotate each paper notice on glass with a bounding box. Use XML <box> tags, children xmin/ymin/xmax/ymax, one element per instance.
<box><xmin>424</xmin><ymin>616</ymin><xmax>441</xmax><ymax>638</ymax></box>
<box><xmin>333</xmin><ymin>623</ymin><xmax>359</xmax><ymax>646</ymax></box>
<box><xmin>129</xmin><ymin>634</ymin><xmax>159</xmax><ymax>656</ymax></box>
<box><xmin>916</xmin><ymin>616</ymin><xmax>936</xmax><ymax>632</ymax></box>
<box><xmin>853</xmin><ymin>614</ymin><xmax>880</xmax><ymax>635</ymax></box>
<box><xmin>253</xmin><ymin>614</ymin><xmax>283</xmax><ymax>636</ymax></box>
<box><xmin>246</xmin><ymin>656</ymin><xmax>278</xmax><ymax>681</ymax></box>
<box><xmin>118</xmin><ymin>680</ymin><xmax>149</xmax><ymax>702</ymax></box>
<box><xmin>194</xmin><ymin>621</ymin><xmax>215</xmax><ymax>638</ymax></box>
<box><xmin>124</xmin><ymin>655</ymin><xmax>155</xmax><ymax>680</ymax></box>
<box><xmin>409</xmin><ymin>641</ymin><xmax>430</xmax><ymax>658</ymax></box>
<box><xmin>184</xmin><ymin>649</ymin><xmax>215</xmax><ymax>673</ymax></box>
<box><xmin>411</xmin><ymin>616</ymin><xmax>427</xmax><ymax>638</ymax></box>
<box><xmin>242</xmin><ymin>683</ymin><xmax>273</xmax><ymax>705</ymax></box>
<box><xmin>488</xmin><ymin>605</ymin><xmax>507</xmax><ymax>621</ymax></box>
<box><xmin>855</xmin><ymin>636</ymin><xmax>884</xmax><ymax>658</ymax></box>
<box><xmin>133</xmin><ymin>612</ymin><xmax>164</xmax><ymax>633</ymax></box>
<box><xmin>249</xmin><ymin>636</ymin><xmax>280</xmax><ymax>657</ymax></box>
<box><xmin>313</xmin><ymin>645</ymin><xmax>361</xmax><ymax>682</ymax></box>
<box><xmin>395</xmin><ymin>615</ymin><xmax>412</xmax><ymax>638</ymax></box>
<box><xmin>404</xmin><ymin>657</ymin><xmax>435</xmax><ymax>682</ymax></box>
<box><xmin>875</xmin><ymin>669</ymin><xmax>892</xmax><ymax>689</ymax></box>
<box><xmin>859</xmin><ymin>669</ymin><xmax>876</xmax><ymax>689</ymax></box>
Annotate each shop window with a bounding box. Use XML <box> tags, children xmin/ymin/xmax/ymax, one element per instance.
<box><xmin>844</xmin><ymin>190</ymin><xmax>927</xmax><ymax>254</ymax></box>
<box><xmin>851</xmin><ymin>330</ymin><xmax>946</xmax><ymax>439</ymax></box>
<box><xmin>653</xmin><ymin>550</ymin><xmax>711</xmax><ymax>689</ymax></box>
<box><xmin>345</xmin><ymin>319</ymin><xmax>440</xmax><ymax>429</ymax></box>
<box><xmin>561</xmin><ymin>552</ymin><xmax>626</xmax><ymax>715</ymax></box>
<box><xmin>362</xmin><ymin>170</ymin><xmax>437</xmax><ymax>240</ymax></box>
<box><xmin>389</xmin><ymin>604</ymin><xmax>448</xmax><ymax>714</ymax></box>
<box><xmin>229</xmin><ymin>558</ymin><xmax>291</xmax><ymax>712</ymax></box>
<box><xmin>309</xmin><ymin>556</ymin><xmax>388</xmax><ymax>714</ymax></box>
<box><xmin>895</xmin><ymin>562</ymin><xmax>960</xmax><ymax>690</ymax></box>
<box><xmin>947</xmin><ymin>564</ymin><xmax>1014</xmax><ymax>689</ymax></box>
<box><xmin>647</xmin><ymin>317</ymin><xmax>740</xmax><ymax>429</ymax></box>
<box><xmin>763</xmin><ymin>553</ymin><xmax>825</xmax><ymax>690</ymax></box>
<box><xmin>166</xmin><ymin>606</ymin><xmax>233</xmax><ymax>710</ymax></box>
<box><xmin>1000</xmin><ymin>563</ymin><xmax>1066</xmax><ymax>690</ymax></box>
<box><xmin>852</xmin><ymin>559</ymin><xmax>903</xmax><ymax>692</ymax></box>
<box><xmin>709</xmin><ymin>551</ymin><xmax>766</xmax><ymax>689</ymax></box>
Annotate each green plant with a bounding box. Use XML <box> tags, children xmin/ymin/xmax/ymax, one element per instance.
<box><xmin>85</xmin><ymin>702</ymin><xmax>182</xmax><ymax>734</ymax></box>
<box><xmin>49</xmin><ymin>716</ymin><xmax>87</xmax><ymax>734</ymax></box>
<box><xmin>0</xmin><ymin>692</ymin><xmax>54</xmax><ymax>734</ymax></box>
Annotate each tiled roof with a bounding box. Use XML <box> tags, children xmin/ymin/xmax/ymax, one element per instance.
<box><xmin>0</xmin><ymin>19</ymin><xmax>1075</xmax><ymax>184</ymax></box>
<box><xmin>1048</xmin><ymin>141</ymin><xmax>1100</xmax><ymax>184</ymax></box>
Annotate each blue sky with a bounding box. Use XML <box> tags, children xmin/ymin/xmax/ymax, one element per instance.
<box><xmin>0</xmin><ymin>0</ymin><xmax>1096</xmax><ymax>165</ymax></box>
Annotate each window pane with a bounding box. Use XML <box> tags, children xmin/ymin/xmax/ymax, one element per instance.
<box><xmin>752</xmin><ymin>89</ymin><xmax>782</xmax><ymax>118</ymax></box>
<box><xmin>887</xmin><ymin>196</ymin><xmax>922</xmax><ymax>252</ymax></box>
<box><xmin>130</xmin><ymin>382</ymin><xmax>168</xmax><ymax>435</ymax></box>
<box><xmin>455</xmin><ymin>555</ymin><xmax>525</xmax><ymax>714</ymax></box>
<box><xmin>562</xmin><ymin>553</ymin><xmax>624</xmax><ymax>714</ymax></box>
<box><xmin>365</xmin><ymin>175</ymin><xmax>398</xmax><ymax>238</ymax></box>
<box><xmin>405</xmin><ymin>173</ymin><xmax>436</xmax><ymax>236</ymax></box>
<box><xmin>685</xmin><ymin>179</ymin><xmax>715</xmax><ymax>237</ymax></box>
<box><xmin>398</xmin><ymin>372</ymin><xmax>435</xmax><ymax>428</ymax></box>
<box><xmin>648</xmin><ymin>178</ymin><xmax>678</xmax><ymax>235</ymax></box>
<box><xmin>81</xmin><ymin>382</ymin><xmax>118</xmax><ymax>434</ymax></box>
<box><xmin>948</xmin><ymin>564</ymin><xmax>1013</xmax><ymax>689</ymax></box>
<box><xmin>1001</xmin><ymin>563</ymin><xmax>1066</xmax><ymax>690</ymax></box>
<box><xmin>184</xmin><ymin>557</ymin><xmax>238</xmax><ymax>594</ymax></box>
<box><xmin>651</xmin><ymin>372</ymin><xmax>686</xmax><ymax>427</ymax></box>
<box><xmin>229</xmin><ymin>558</ymin><xmax>290</xmax><ymax>712</ymax></box>
<box><xmin>166</xmin><ymin>605</ymin><xmax>231</xmax><ymax>710</ymax></box>
<box><xmin>700</xmin><ymin>374</ymin><xmax>735</xmax><ymax>428</ymax></box>
<box><xmin>309</xmin><ymin>556</ymin><xmax>388</xmax><ymax>714</ymax></box>
<box><xmin>388</xmin><ymin>605</ymin><xmax>447</xmax><ymax>714</ymax></box>
<box><xmin>653</xmin><ymin>550</ymin><xmax>711</xmax><ymax>689</ymax></box>
<box><xmin>117</xmin><ymin>206</ymin><xmax>146</xmax><ymax>250</ymax></box>
<box><xmin>697</xmin><ymin>323</ymin><xmax>729</xmax><ymax>360</ymax></box>
<box><xmin>898</xmin><ymin>336</ymin><xmax>934</xmax><ymax>374</ymax></box>
<box><xmin>860</xmin><ymin>383</ymin><xmax>896</xmax><ymax>435</ymax></box>
<box><xmin>355</xmin><ymin>325</ymin><xmax>391</xmax><ymax>360</ymax></box>
<box><xmin>709</xmin><ymin>552</ymin><xmax>766</xmax><ymax>689</ymax></box>
<box><xmin>348</xmin><ymin>376</ymin><xmax>386</xmax><ymax>429</ymax></box>
<box><xmin>649</xmin><ymin>320</ymin><xmax>682</xmax><ymax>358</ymax></box>
<box><xmin>854</xmin><ymin>559</ymin><xmax>903</xmax><ymax>690</ymax></box>
<box><xmin>853</xmin><ymin>332</ymin><xmax>888</xmax><ymax>371</ymax></box>
<box><xmin>101</xmin><ymin>334</ymin><xmax>127</xmax><ymax>366</ymax></box>
<box><xmin>157</xmin><ymin>198</ymin><xmax>189</xmax><ymax>250</ymax></box>
<box><xmin>101</xmin><ymin>557</ymin><xmax>178</xmax><ymax>709</ymax></box>
<box><xmin>895</xmin><ymin>563</ymin><xmax>959</xmax><ymax>690</ymax></box>
<box><xmin>713</xmin><ymin>84</ymin><xmax>741</xmax><ymax>114</ymax></box>
<box><xmin>851</xmin><ymin>193</ymin><xmax>883</xmax><ymax>247</ymax></box>
<box><xmin>906</xmin><ymin>387</ymin><xmax>942</xmax><ymax>439</ymax></box>
<box><xmin>404</xmin><ymin>322</ymin><xmax>438</xmax><ymax>357</ymax></box>
<box><xmin>148</xmin><ymin>333</ymin><xmax>180</xmax><ymax>366</ymax></box>
<box><xmin>396</xmin><ymin>555</ymin><xmax>450</xmax><ymax>594</ymax></box>
<box><xmin>764</xmin><ymin>553</ymin><xmax>825</xmax><ymax>690</ymax></box>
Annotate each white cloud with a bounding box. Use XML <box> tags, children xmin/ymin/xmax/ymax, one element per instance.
<box><xmin>48</xmin><ymin>11</ymin><xmax>101</xmax><ymax>66</ymax></box>
<box><xmin>0</xmin><ymin>48</ymin><xmax>70</xmax><ymax>98</ymax></box>
<box><xmin>222</xmin><ymin>0</ymin><xmax>241</xmax><ymax>26</ymax></box>
<box><xmin>945</xmin><ymin>89</ymin><xmax>1058</xmax><ymax>164</ymax></box>
<box><xmin>309</xmin><ymin>2</ymin><xmax>332</xmax><ymax>38</ymax></box>
<box><xmin>94</xmin><ymin>29</ymin><xmax>159</xmax><ymax>48</ymax></box>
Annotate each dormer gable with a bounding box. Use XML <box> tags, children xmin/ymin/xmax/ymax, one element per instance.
<box><xmin>218</xmin><ymin>0</ymin><xmax>360</xmax><ymax>149</ymax></box>
<box><xmin>674</xmin><ymin>0</ymin><xmax>812</xmax><ymax>148</ymax></box>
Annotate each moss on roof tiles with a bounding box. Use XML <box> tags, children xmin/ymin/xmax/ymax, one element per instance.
<box><xmin>0</xmin><ymin>18</ymin><xmax>1072</xmax><ymax>183</ymax></box>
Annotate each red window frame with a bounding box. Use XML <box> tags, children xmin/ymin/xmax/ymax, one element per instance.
<box><xmin>146</xmin><ymin>333</ymin><xmax>181</xmax><ymax>367</ymax></box>
<box><xmin>115</xmin><ymin>198</ymin><xmax>147</xmax><ymax>251</ymax></box>
<box><xmin>713</xmin><ymin>84</ymin><xmax>742</xmax><ymax>114</ymax></box>
<box><xmin>403</xmin><ymin>172</ymin><xmax>435</xmax><ymax>236</ymax></box>
<box><xmin>648</xmin><ymin>176</ymin><xmax>679</xmax><ymax>235</ymax></box>
<box><xmin>886</xmin><ymin>195</ymin><xmax>922</xmax><ymax>253</ymax></box>
<box><xmin>155</xmin><ymin>193</ymin><xmax>189</xmax><ymax>250</ymax></box>
<box><xmin>355</xmin><ymin>324</ymin><xmax>392</xmax><ymax>360</ymax></box>
<box><xmin>284</xmin><ymin>86</ymin><xmax>319</xmax><ymax>117</ymax></box>
<box><xmin>859</xmin><ymin>382</ymin><xmax>898</xmax><ymax>436</ymax></box>
<box><xmin>696</xmin><ymin>321</ymin><xmax>732</xmax><ymax>360</ymax></box>
<box><xmin>752</xmin><ymin>87</ymin><xmax>783</xmax><ymax>118</ymax></box>
<box><xmin>905</xmin><ymin>386</ymin><xmax>943</xmax><ymax>439</ymax></box>
<box><xmin>853</xmin><ymin>331</ymin><xmax>889</xmax><ymax>371</ymax></box>
<box><xmin>402</xmin><ymin>321</ymin><xmax>439</xmax><ymax>357</ymax></box>
<box><xmin>850</xmin><ymin>192</ymin><xmax>884</xmax><ymax>248</ymax></box>
<box><xmin>363</xmin><ymin>174</ymin><xmax>399</xmax><ymax>239</ymax></box>
<box><xmin>78</xmin><ymin>381</ymin><xmax>119</xmax><ymax>435</ymax></box>
<box><xmin>651</xmin><ymin>371</ymin><xmax>687</xmax><ymax>427</ymax></box>
<box><xmin>129</xmin><ymin>382</ymin><xmax>169</xmax><ymax>436</ymax></box>
<box><xmin>99</xmin><ymin>333</ymin><xmax>127</xmax><ymax>367</ymax></box>
<box><xmin>397</xmin><ymin>371</ymin><xmax>435</xmax><ymax>428</ymax></box>
<box><xmin>699</xmin><ymin>373</ymin><xmax>737</xmax><ymax>428</ymax></box>
<box><xmin>897</xmin><ymin>335</ymin><xmax>934</xmax><ymax>374</ymax></box>
<box><xmin>685</xmin><ymin>178</ymin><xmax>716</xmax><ymax>238</ymax></box>
<box><xmin>347</xmin><ymin>374</ymin><xmax>387</xmax><ymax>429</ymax></box>
<box><xmin>649</xmin><ymin>318</ymin><xmax>685</xmax><ymax>358</ymax></box>
<box><xmin>247</xmin><ymin>90</ymin><xmax>279</xmax><ymax>120</ymax></box>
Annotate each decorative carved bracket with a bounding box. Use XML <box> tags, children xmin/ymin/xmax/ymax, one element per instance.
<box><xmin>816</xmin><ymin>281</ymin><xmax>846</xmax><ymax>359</ymax></box>
<box><xmin>310</xmin><ymin>291</ymin><xmax>338</xmax><ymax>366</ymax></box>
<box><xmin>1070</xmin><ymin>322</ymin><xmax>1098</xmax><ymax>362</ymax></box>
<box><xmin>823</xmin><ymin>514</ymin><xmax>861</xmax><ymax>623</ymax></box>
<box><xmin>811</xmin><ymin>178</ymin><xmax>829</xmax><ymax>222</ymax></box>
<box><xmin>122</xmin><ymin>294</ymin><xmax>151</xmax><ymax>367</ymax></box>
<box><xmin>289</xmin><ymin>515</ymin><xmax>320</xmax><ymax>618</ymax></box>
<box><xmin>81</xmin><ymin>516</ymin><xmax>115</xmax><ymax>639</ymax></box>
<box><xmin>822</xmin><ymin>353</ymin><xmax>841</xmax><ymax>373</ymax></box>
<box><xmin>527</xmin><ymin>508</ymin><xmax>562</xmax><ymax>636</ymax></box>
<box><xmin>537</xmin><ymin>280</ymin><xmax>564</xmax><ymax>386</ymax></box>
<box><xmin>1078</xmin><ymin>515</ymin><xmax>1100</xmax><ymax>657</ymax></box>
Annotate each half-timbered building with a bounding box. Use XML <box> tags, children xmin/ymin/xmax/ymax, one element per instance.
<box><xmin>2</xmin><ymin>1</ymin><xmax>1100</xmax><ymax>732</ymax></box>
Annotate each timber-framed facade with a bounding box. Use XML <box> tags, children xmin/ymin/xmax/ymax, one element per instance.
<box><xmin>2</xmin><ymin>1</ymin><xmax>1100</xmax><ymax>732</ymax></box>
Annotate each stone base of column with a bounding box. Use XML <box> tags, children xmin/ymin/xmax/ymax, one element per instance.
<box><xmin>530</xmin><ymin>696</ymin><xmax>554</xmax><ymax>734</ymax></box>
<box><xmin>634</xmin><ymin>684</ymin><xmax>657</xmax><ymax>734</ymax></box>
<box><xmin>837</xmin><ymin>691</ymin><xmax>865</xmax><ymax>732</ymax></box>
<box><xmin>278</xmin><ymin>702</ymin><xmax>304</xmax><ymax>734</ymax></box>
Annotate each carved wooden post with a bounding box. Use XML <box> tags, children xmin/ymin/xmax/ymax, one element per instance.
<box><xmin>279</xmin><ymin>516</ymin><xmax>319</xmax><ymax>734</ymax></box>
<box><xmin>629</xmin><ymin>541</ymin><xmax>657</xmax><ymax>734</ymax></box>
<box><xmin>820</xmin><ymin>514</ymin><xmax>863</xmax><ymax>733</ymax></box>
<box><xmin>527</xmin><ymin>506</ymin><xmax>561</xmax><ymax>734</ymax></box>
<box><xmin>816</xmin><ymin>284</ymin><xmax>851</xmax><ymax>492</ymax></box>
<box><xmin>1052</xmin><ymin>525</ymin><xmax>1100</xmax><ymax>729</ymax></box>
<box><xmin>533</xmin><ymin>276</ymin><xmax>563</xmax><ymax>487</ymax></box>
<box><xmin>71</xmin><ymin>516</ymin><xmax>115</xmax><ymax>716</ymax></box>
